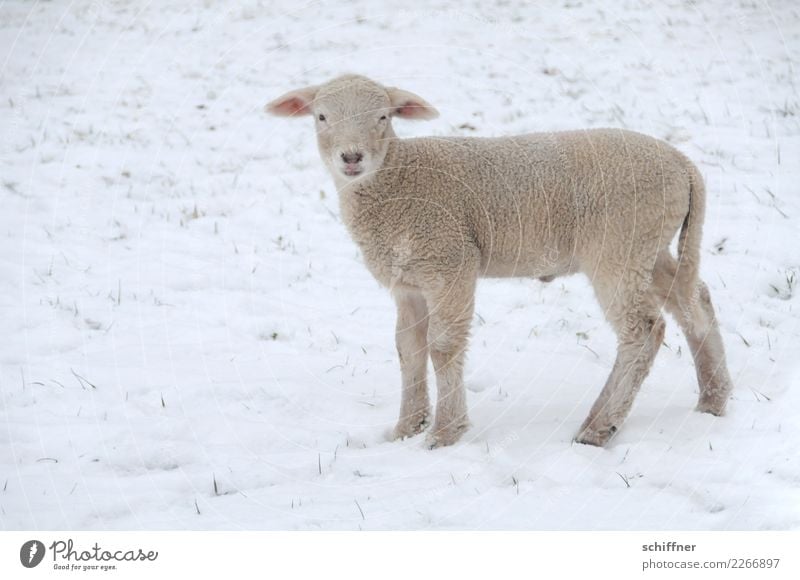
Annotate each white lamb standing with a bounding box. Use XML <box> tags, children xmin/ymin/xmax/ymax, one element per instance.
<box><xmin>267</xmin><ymin>74</ymin><xmax>733</xmax><ymax>449</ymax></box>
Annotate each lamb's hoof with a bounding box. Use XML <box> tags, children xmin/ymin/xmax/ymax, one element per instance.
<box><xmin>426</xmin><ymin>420</ymin><xmax>469</xmax><ymax>449</ymax></box>
<box><xmin>695</xmin><ymin>398</ymin><xmax>727</xmax><ymax>417</ymax></box>
<box><xmin>575</xmin><ymin>424</ymin><xmax>617</xmax><ymax>447</ymax></box>
<box><xmin>392</xmin><ymin>411</ymin><xmax>430</xmax><ymax>440</ymax></box>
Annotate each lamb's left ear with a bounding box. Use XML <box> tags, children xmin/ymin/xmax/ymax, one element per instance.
<box><xmin>265</xmin><ymin>85</ymin><xmax>319</xmax><ymax>117</ymax></box>
<box><xmin>387</xmin><ymin>87</ymin><xmax>439</xmax><ymax>120</ymax></box>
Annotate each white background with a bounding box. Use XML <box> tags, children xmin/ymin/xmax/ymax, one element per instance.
<box><xmin>1</xmin><ymin>532</ymin><xmax>798</xmax><ymax>578</ymax></box>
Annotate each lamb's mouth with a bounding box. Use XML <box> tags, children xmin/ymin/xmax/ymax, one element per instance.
<box><xmin>342</xmin><ymin>165</ymin><xmax>363</xmax><ymax>176</ymax></box>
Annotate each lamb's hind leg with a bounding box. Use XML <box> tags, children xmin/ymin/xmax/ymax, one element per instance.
<box><xmin>392</xmin><ymin>288</ymin><xmax>431</xmax><ymax>440</ymax></box>
<box><xmin>653</xmin><ymin>253</ymin><xmax>732</xmax><ymax>415</ymax></box>
<box><xmin>577</xmin><ymin>276</ymin><xmax>666</xmax><ymax>446</ymax></box>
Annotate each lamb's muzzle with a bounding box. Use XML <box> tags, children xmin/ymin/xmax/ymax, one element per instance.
<box><xmin>266</xmin><ymin>74</ymin><xmax>734</xmax><ymax>449</ymax></box>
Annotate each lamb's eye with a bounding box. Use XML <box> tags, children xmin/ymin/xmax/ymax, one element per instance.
<box><xmin>318</xmin><ymin>114</ymin><xmax>326</xmax><ymax>122</ymax></box>
<box><xmin>379</xmin><ymin>115</ymin><xmax>387</xmax><ymax>121</ymax></box>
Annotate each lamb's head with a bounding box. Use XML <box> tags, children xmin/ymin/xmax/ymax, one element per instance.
<box><xmin>266</xmin><ymin>75</ymin><xmax>438</xmax><ymax>183</ymax></box>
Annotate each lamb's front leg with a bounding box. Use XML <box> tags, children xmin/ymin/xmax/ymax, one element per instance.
<box><xmin>423</xmin><ymin>279</ymin><xmax>476</xmax><ymax>449</ymax></box>
<box><xmin>392</xmin><ymin>289</ymin><xmax>431</xmax><ymax>440</ymax></box>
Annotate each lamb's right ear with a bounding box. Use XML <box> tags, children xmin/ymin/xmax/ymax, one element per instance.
<box><xmin>265</xmin><ymin>85</ymin><xmax>319</xmax><ymax>117</ymax></box>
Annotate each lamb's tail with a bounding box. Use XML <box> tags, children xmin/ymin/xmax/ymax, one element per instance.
<box><xmin>676</xmin><ymin>160</ymin><xmax>706</xmax><ymax>296</ymax></box>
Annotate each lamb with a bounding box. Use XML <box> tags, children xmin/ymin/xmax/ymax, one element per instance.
<box><xmin>266</xmin><ymin>74</ymin><xmax>733</xmax><ymax>449</ymax></box>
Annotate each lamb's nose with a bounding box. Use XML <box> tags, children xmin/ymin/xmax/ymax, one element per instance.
<box><xmin>341</xmin><ymin>152</ymin><xmax>363</xmax><ymax>164</ymax></box>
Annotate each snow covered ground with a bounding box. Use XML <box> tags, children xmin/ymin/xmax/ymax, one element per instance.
<box><xmin>1</xmin><ymin>0</ymin><xmax>798</xmax><ymax>530</ymax></box>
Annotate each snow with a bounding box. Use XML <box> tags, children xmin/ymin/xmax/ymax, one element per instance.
<box><xmin>1</xmin><ymin>0</ymin><xmax>798</xmax><ymax>530</ymax></box>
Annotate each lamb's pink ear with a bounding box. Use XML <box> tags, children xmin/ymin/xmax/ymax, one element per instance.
<box><xmin>387</xmin><ymin>87</ymin><xmax>439</xmax><ymax>120</ymax></box>
<box><xmin>265</xmin><ymin>86</ymin><xmax>318</xmax><ymax>117</ymax></box>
